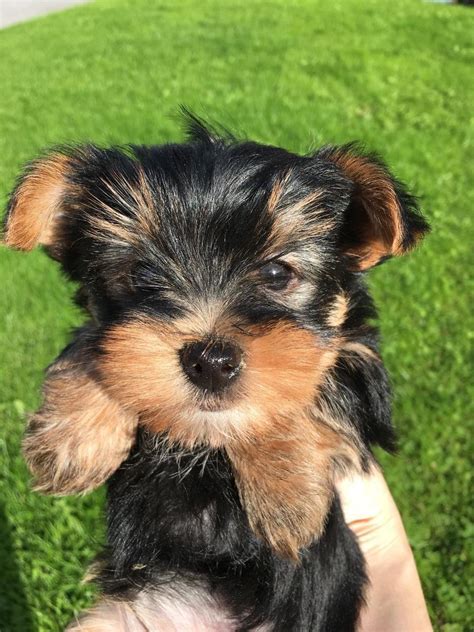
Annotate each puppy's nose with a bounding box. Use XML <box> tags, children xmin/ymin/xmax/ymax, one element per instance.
<box><xmin>179</xmin><ymin>340</ymin><xmax>243</xmax><ymax>393</ymax></box>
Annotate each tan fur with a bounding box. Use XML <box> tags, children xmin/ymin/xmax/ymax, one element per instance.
<box><xmin>267</xmin><ymin>170</ymin><xmax>294</xmax><ymax>215</ymax></box>
<box><xmin>227</xmin><ymin>415</ymin><xmax>359</xmax><ymax>561</ymax></box>
<box><xmin>267</xmin><ymin>178</ymin><xmax>285</xmax><ymax>215</ymax></box>
<box><xmin>328</xmin><ymin>149</ymin><xmax>403</xmax><ymax>245</ymax></box>
<box><xmin>324</xmin><ymin>148</ymin><xmax>410</xmax><ymax>269</ymax></box>
<box><xmin>3</xmin><ymin>154</ymin><xmax>71</xmax><ymax>250</ymax></box>
<box><xmin>239</xmin><ymin>322</ymin><xmax>338</xmax><ymax>430</ymax></box>
<box><xmin>87</xmin><ymin>197</ymin><xmax>140</xmax><ymax>246</ymax></box>
<box><xmin>341</xmin><ymin>341</ymin><xmax>379</xmax><ymax>361</ymax></box>
<box><xmin>268</xmin><ymin>188</ymin><xmax>336</xmax><ymax>255</ymax></box>
<box><xmin>24</xmin><ymin>348</ymin><xmax>137</xmax><ymax>495</ymax></box>
<box><xmin>327</xmin><ymin>293</ymin><xmax>349</xmax><ymax>328</ymax></box>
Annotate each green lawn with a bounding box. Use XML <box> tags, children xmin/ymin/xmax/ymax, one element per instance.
<box><xmin>0</xmin><ymin>0</ymin><xmax>473</xmax><ymax>629</ymax></box>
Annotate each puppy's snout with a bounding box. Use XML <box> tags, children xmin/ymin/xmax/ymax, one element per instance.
<box><xmin>179</xmin><ymin>339</ymin><xmax>243</xmax><ymax>393</ymax></box>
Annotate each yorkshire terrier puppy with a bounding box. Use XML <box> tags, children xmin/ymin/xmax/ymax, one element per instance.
<box><xmin>3</xmin><ymin>114</ymin><xmax>429</xmax><ymax>631</ymax></box>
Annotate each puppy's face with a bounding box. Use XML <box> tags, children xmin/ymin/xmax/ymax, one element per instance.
<box><xmin>83</xmin><ymin>147</ymin><xmax>349</xmax><ymax>449</ymax></box>
<box><xmin>3</xmin><ymin>124</ymin><xmax>428</xmax><ymax>453</ymax></box>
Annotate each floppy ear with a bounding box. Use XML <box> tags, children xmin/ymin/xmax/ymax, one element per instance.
<box><xmin>2</xmin><ymin>151</ymin><xmax>74</xmax><ymax>253</ymax></box>
<box><xmin>319</xmin><ymin>144</ymin><xmax>430</xmax><ymax>270</ymax></box>
<box><xmin>24</xmin><ymin>328</ymin><xmax>138</xmax><ymax>495</ymax></box>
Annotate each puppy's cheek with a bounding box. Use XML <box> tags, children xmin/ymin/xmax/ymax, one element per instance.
<box><xmin>98</xmin><ymin>318</ymin><xmax>211</xmax><ymax>447</ymax></box>
<box><xmin>24</xmin><ymin>370</ymin><xmax>137</xmax><ymax>495</ymax></box>
<box><xmin>240</xmin><ymin>323</ymin><xmax>339</xmax><ymax>426</ymax></box>
<box><xmin>98</xmin><ymin>319</ymin><xmax>186</xmax><ymax>414</ymax></box>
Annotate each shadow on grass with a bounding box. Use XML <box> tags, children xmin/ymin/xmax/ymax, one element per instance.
<box><xmin>0</xmin><ymin>500</ymin><xmax>36</xmax><ymax>632</ymax></box>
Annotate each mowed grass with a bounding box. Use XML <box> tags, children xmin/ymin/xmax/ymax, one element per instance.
<box><xmin>0</xmin><ymin>0</ymin><xmax>473</xmax><ymax>629</ymax></box>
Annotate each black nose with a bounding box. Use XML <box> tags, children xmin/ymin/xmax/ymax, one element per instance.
<box><xmin>179</xmin><ymin>340</ymin><xmax>243</xmax><ymax>393</ymax></box>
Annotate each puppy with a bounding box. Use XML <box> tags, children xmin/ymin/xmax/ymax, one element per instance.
<box><xmin>3</xmin><ymin>114</ymin><xmax>429</xmax><ymax>631</ymax></box>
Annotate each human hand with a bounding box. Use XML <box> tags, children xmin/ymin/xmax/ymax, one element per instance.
<box><xmin>337</xmin><ymin>466</ymin><xmax>433</xmax><ymax>632</ymax></box>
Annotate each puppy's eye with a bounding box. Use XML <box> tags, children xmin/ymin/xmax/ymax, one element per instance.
<box><xmin>259</xmin><ymin>261</ymin><xmax>296</xmax><ymax>291</ymax></box>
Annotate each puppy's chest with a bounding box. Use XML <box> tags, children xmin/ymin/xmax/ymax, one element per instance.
<box><xmin>102</xmin><ymin>442</ymin><xmax>271</xmax><ymax>629</ymax></box>
<box><xmin>106</xmin><ymin>439</ymin><xmax>257</xmax><ymax>571</ymax></box>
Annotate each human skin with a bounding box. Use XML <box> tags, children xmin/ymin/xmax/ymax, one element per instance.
<box><xmin>337</xmin><ymin>467</ymin><xmax>433</xmax><ymax>632</ymax></box>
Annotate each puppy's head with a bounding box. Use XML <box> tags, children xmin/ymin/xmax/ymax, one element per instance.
<box><xmin>3</xmin><ymin>116</ymin><xmax>429</xmax><ymax>556</ymax></box>
<box><xmin>3</xmin><ymin>120</ymin><xmax>428</xmax><ymax>449</ymax></box>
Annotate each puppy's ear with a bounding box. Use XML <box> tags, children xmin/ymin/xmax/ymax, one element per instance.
<box><xmin>2</xmin><ymin>151</ymin><xmax>75</xmax><ymax>252</ymax></box>
<box><xmin>319</xmin><ymin>145</ymin><xmax>430</xmax><ymax>270</ymax></box>
<box><xmin>24</xmin><ymin>329</ymin><xmax>138</xmax><ymax>495</ymax></box>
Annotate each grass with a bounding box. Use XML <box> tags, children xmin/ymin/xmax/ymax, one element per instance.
<box><xmin>0</xmin><ymin>0</ymin><xmax>472</xmax><ymax>629</ymax></box>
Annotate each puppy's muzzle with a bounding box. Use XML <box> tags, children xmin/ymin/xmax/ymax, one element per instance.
<box><xmin>179</xmin><ymin>339</ymin><xmax>243</xmax><ymax>394</ymax></box>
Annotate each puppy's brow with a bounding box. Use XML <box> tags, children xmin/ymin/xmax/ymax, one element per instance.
<box><xmin>267</xmin><ymin>189</ymin><xmax>337</xmax><ymax>256</ymax></box>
